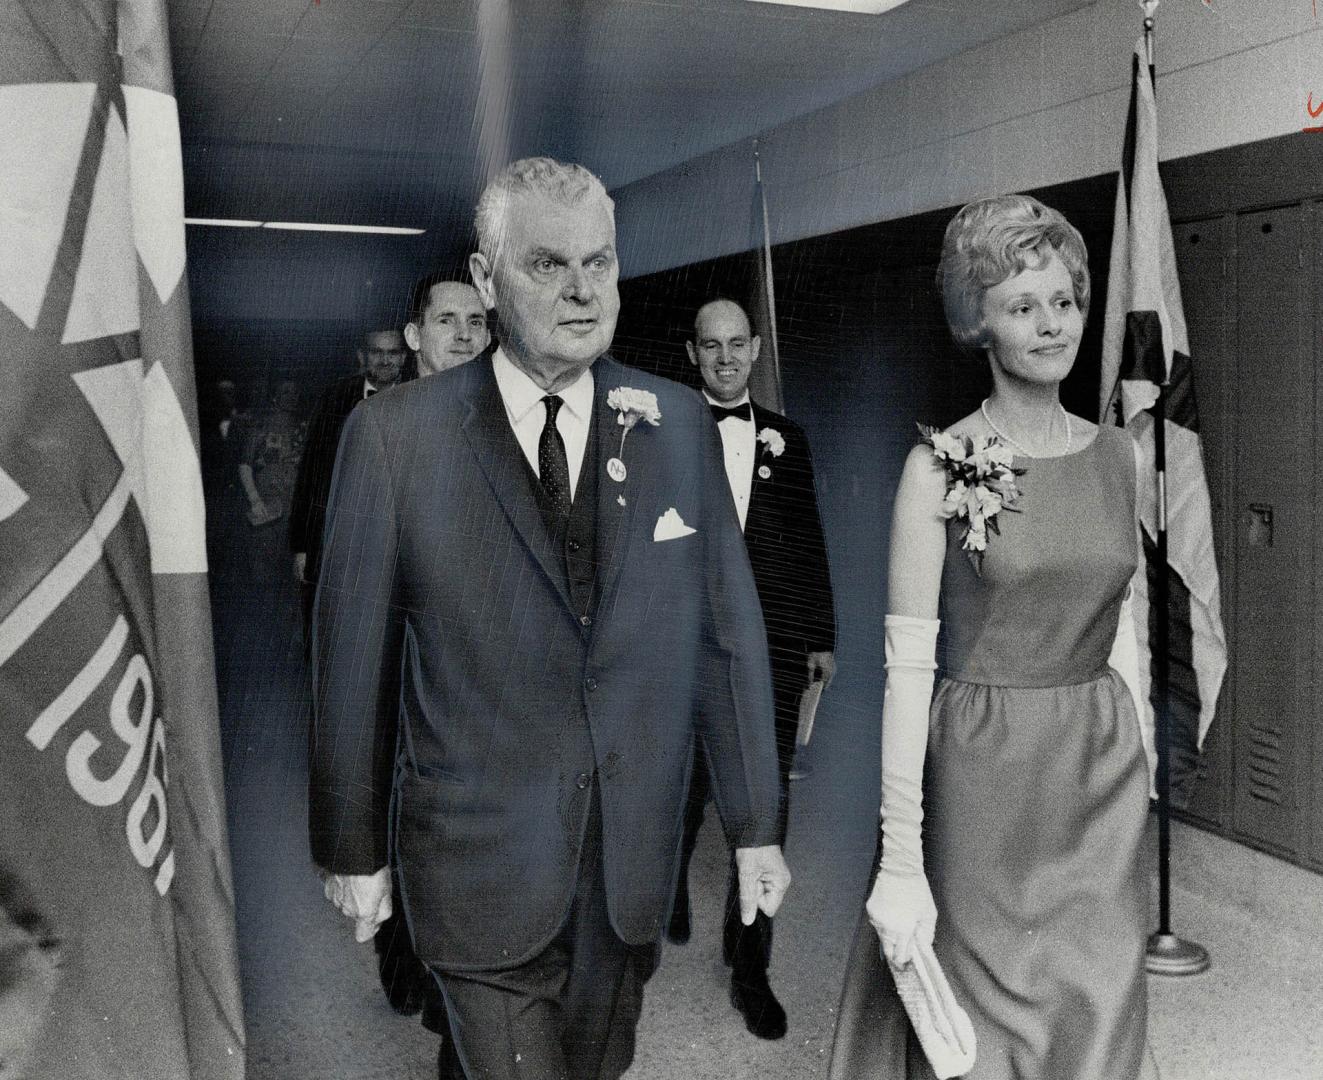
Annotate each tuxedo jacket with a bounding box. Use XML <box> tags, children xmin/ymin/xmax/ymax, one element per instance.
<box><xmin>309</xmin><ymin>355</ymin><xmax>781</xmax><ymax>971</ymax></box>
<box><xmin>744</xmin><ymin>402</ymin><xmax>836</xmax><ymax>671</ymax></box>
<box><xmin>288</xmin><ymin>373</ymin><xmax>368</xmax><ymax>574</ymax></box>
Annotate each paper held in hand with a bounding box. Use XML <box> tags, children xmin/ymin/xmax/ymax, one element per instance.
<box><xmin>796</xmin><ymin>679</ymin><xmax>824</xmax><ymax>746</ymax></box>
<box><xmin>885</xmin><ymin>939</ymin><xmax>977</xmax><ymax>1078</ymax></box>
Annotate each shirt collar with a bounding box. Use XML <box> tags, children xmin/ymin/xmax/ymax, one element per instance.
<box><xmin>702</xmin><ymin>389</ymin><xmax>752</xmax><ymax>410</ymax></box>
<box><xmin>492</xmin><ymin>346</ymin><xmax>595</xmax><ymax>423</ymax></box>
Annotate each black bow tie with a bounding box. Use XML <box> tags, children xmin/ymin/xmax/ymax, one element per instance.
<box><xmin>709</xmin><ymin>401</ymin><xmax>752</xmax><ymax>423</ymax></box>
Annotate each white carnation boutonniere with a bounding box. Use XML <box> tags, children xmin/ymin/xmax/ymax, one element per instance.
<box><xmin>919</xmin><ymin>424</ymin><xmax>1025</xmax><ymax>576</ymax></box>
<box><xmin>604</xmin><ymin>387</ymin><xmax>661</xmax><ymax>482</ymax></box>
<box><xmin>756</xmin><ymin>426</ymin><xmax>785</xmax><ymax>479</ymax></box>
<box><xmin>757</xmin><ymin>426</ymin><xmax>785</xmax><ymax>457</ymax></box>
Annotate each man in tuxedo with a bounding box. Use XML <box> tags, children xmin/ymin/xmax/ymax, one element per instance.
<box><xmin>310</xmin><ymin>158</ymin><xmax>789</xmax><ymax>1080</ymax></box>
<box><xmin>403</xmin><ymin>275</ymin><xmax>491</xmax><ymax>377</ymax></box>
<box><xmin>671</xmin><ymin>298</ymin><xmax>837</xmax><ymax>1040</ymax></box>
<box><xmin>288</xmin><ymin>327</ymin><xmax>408</xmax><ymax>607</ymax></box>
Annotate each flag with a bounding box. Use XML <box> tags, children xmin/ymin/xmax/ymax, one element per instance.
<box><xmin>748</xmin><ymin>149</ymin><xmax>785</xmax><ymax>413</ymax></box>
<box><xmin>1099</xmin><ymin>39</ymin><xmax>1227</xmax><ymax>805</ymax></box>
<box><xmin>0</xmin><ymin>2</ymin><xmax>245</xmax><ymax>1077</ymax></box>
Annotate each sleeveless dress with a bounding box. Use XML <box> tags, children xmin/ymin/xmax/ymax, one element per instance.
<box><xmin>830</xmin><ymin>426</ymin><xmax>1153</xmax><ymax>1080</ymax></box>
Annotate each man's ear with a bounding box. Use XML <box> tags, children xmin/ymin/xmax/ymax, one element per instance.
<box><xmin>470</xmin><ymin>252</ymin><xmax>497</xmax><ymax>309</ymax></box>
<box><xmin>684</xmin><ymin>341</ymin><xmax>697</xmax><ymax>367</ymax></box>
<box><xmin>403</xmin><ymin>323</ymin><xmax>421</xmax><ymax>352</ymax></box>
<box><xmin>750</xmin><ymin>335</ymin><xmax>761</xmax><ymax>364</ymax></box>
<box><xmin>355</xmin><ymin>349</ymin><xmax>366</xmax><ymax>371</ymax></box>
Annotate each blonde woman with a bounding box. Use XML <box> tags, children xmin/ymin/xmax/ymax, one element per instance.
<box><xmin>831</xmin><ymin>194</ymin><xmax>1156</xmax><ymax>1079</ymax></box>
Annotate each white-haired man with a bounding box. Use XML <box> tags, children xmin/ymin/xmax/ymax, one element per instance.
<box><xmin>310</xmin><ymin>157</ymin><xmax>790</xmax><ymax>1079</ymax></box>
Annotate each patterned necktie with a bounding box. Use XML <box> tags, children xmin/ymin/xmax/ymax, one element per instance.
<box><xmin>709</xmin><ymin>401</ymin><xmax>752</xmax><ymax>423</ymax></box>
<box><xmin>538</xmin><ymin>395</ymin><xmax>572</xmax><ymax>518</ymax></box>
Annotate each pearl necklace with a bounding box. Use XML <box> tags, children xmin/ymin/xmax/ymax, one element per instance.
<box><xmin>980</xmin><ymin>398</ymin><xmax>1072</xmax><ymax>457</ymax></box>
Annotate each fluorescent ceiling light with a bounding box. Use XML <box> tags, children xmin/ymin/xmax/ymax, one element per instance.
<box><xmin>183</xmin><ymin>218</ymin><xmax>425</xmax><ymax>235</ymax></box>
<box><xmin>184</xmin><ymin>217</ymin><xmax>262</xmax><ymax>227</ymax></box>
<box><xmin>262</xmin><ymin>221</ymin><xmax>425</xmax><ymax>235</ymax></box>
<box><xmin>746</xmin><ymin>0</ymin><xmax>912</xmax><ymax>11</ymax></box>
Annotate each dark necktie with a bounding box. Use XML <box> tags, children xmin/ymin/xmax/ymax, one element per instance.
<box><xmin>538</xmin><ymin>395</ymin><xmax>572</xmax><ymax>518</ymax></box>
<box><xmin>709</xmin><ymin>401</ymin><xmax>752</xmax><ymax>423</ymax></box>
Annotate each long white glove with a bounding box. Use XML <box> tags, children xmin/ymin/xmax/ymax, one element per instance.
<box><xmin>866</xmin><ymin>614</ymin><xmax>940</xmax><ymax>968</ymax></box>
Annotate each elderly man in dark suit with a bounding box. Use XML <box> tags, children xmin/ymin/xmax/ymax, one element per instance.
<box><xmin>671</xmin><ymin>298</ymin><xmax>837</xmax><ymax>1040</ymax></box>
<box><xmin>310</xmin><ymin>157</ymin><xmax>789</xmax><ymax>1080</ymax></box>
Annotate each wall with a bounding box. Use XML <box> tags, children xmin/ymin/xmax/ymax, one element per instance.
<box><xmin>613</xmin><ymin>0</ymin><xmax>1323</xmax><ymax>278</ymax></box>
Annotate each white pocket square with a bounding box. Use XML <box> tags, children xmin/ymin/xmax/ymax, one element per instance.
<box><xmin>653</xmin><ymin>507</ymin><xmax>697</xmax><ymax>542</ymax></box>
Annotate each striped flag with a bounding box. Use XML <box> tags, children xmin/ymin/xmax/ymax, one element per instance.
<box><xmin>0</xmin><ymin>2</ymin><xmax>245</xmax><ymax>1076</ymax></box>
<box><xmin>748</xmin><ymin>148</ymin><xmax>785</xmax><ymax>413</ymax></box>
<box><xmin>1099</xmin><ymin>38</ymin><xmax>1227</xmax><ymax>805</ymax></box>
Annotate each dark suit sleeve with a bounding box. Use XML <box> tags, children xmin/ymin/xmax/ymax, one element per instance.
<box><xmin>785</xmin><ymin>427</ymin><xmax>836</xmax><ymax>653</ymax></box>
<box><xmin>692</xmin><ymin>407</ymin><xmax>782</xmax><ymax>851</ymax></box>
<box><xmin>308</xmin><ymin>403</ymin><xmax>403</xmax><ymax>874</ymax></box>
<box><xmin>288</xmin><ymin>392</ymin><xmax>328</xmax><ymax>555</ymax></box>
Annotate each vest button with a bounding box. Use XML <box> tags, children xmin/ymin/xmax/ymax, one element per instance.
<box><xmin>584</xmin><ymin>676</ymin><xmax>598</xmax><ymax>692</ymax></box>
<box><xmin>567</xmin><ymin>538</ymin><xmax>582</xmax><ymax>553</ymax></box>
<box><xmin>576</xmin><ymin>772</ymin><xmax>591</xmax><ymax>790</ymax></box>
<box><xmin>580</xmin><ymin>614</ymin><xmax>592</xmax><ymax>627</ymax></box>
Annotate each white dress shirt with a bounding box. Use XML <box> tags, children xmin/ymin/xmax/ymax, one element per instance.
<box><xmin>492</xmin><ymin>347</ymin><xmax>594</xmax><ymax>500</ymax></box>
<box><xmin>703</xmin><ymin>389</ymin><xmax>755</xmax><ymax>530</ymax></box>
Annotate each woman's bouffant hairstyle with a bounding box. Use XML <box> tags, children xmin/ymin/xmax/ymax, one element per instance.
<box><xmin>936</xmin><ymin>194</ymin><xmax>1090</xmax><ymax>351</ymax></box>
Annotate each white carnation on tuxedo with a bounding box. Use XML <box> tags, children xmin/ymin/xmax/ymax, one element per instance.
<box><xmin>757</xmin><ymin>427</ymin><xmax>785</xmax><ymax>457</ymax></box>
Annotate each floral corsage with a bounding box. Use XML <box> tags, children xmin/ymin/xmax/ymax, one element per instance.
<box><xmin>919</xmin><ymin>425</ymin><xmax>1025</xmax><ymax>576</ymax></box>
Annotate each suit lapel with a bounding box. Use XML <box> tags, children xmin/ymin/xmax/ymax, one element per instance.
<box><xmin>592</xmin><ymin>358</ymin><xmax>651</xmax><ymax>612</ymax></box>
<box><xmin>460</xmin><ymin>359</ymin><xmax>576</xmax><ymax>615</ymax></box>
<box><xmin>748</xmin><ymin>402</ymin><xmax>776</xmax><ymax>510</ymax></box>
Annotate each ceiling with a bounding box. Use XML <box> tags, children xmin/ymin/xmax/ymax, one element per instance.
<box><xmin>170</xmin><ymin>0</ymin><xmax>1093</xmax><ymax>265</ymax></box>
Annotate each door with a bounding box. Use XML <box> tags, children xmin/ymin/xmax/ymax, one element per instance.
<box><xmin>1230</xmin><ymin>205</ymin><xmax>1313</xmax><ymax>860</ymax></box>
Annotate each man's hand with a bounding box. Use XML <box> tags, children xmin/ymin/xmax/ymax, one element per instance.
<box><xmin>321</xmin><ymin>867</ymin><xmax>391</xmax><ymax>943</ymax></box>
<box><xmin>734</xmin><ymin>845</ymin><xmax>791</xmax><ymax>924</ymax></box>
<box><xmin>293</xmin><ymin>552</ymin><xmax>307</xmax><ymax>583</ymax></box>
<box><xmin>806</xmin><ymin>650</ymin><xmax>836</xmax><ymax>690</ymax></box>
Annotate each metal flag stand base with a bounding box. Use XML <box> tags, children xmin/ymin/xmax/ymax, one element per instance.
<box><xmin>1146</xmin><ymin>932</ymin><xmax>1211</xmax><ymax>976</ymax></box>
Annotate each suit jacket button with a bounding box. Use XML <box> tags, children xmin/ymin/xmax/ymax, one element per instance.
<box><xmin>567</xmin><ymin>538</ymin><xmax>582</xmax><ymax>553</ymax></box>
<box><xmin>584</xmin><ymin>676</ymin><xmax>598</xmax><ymax>692</ymax></box>
<box><xmin>580</xmin><ymin>614</ymin><xmax>592</xmax><ymax>627</ymax></box>
<box><xmin>576</xmin><ymin>772</ymin><xmax>591</xmax><ymax>790</ymax></box>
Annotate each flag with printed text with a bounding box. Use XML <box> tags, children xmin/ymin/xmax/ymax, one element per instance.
<box><xmin>0</xmin><ymin>1</ymin><xmax>245</xmax><ymax>1076</ymax></box>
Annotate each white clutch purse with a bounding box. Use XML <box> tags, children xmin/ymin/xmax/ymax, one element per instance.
<box><xmin>884</xmin><ymin>938</ymin><xmax>977</xmax><ymax>1078</ymax></box>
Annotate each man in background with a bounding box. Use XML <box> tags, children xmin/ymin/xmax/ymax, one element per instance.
<box><xmin>403</xmin><ymin>274</ymin><xmax>491</xmax><ymax>376</ymax></box>
<box><xmin>672</xmin><ymin>297</ymin><xmax>837</xmax><ymax>1040</ymax></box>
<box><xmin>288</xmin><ymin>328</ymin><xmax>408</xmax><ymax>608</ymax></box>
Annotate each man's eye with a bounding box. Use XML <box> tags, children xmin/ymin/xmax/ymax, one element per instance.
<box><xmin>534</xmin><ymin>259</ymin><xmax>557</xmax><ymax>273</ymax></box>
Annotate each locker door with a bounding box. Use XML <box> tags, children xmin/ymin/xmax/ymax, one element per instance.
<box><xmin>1170</xmin><ymin>215</ymin><xmax>1235</xmax><ymax>829</ymax></box>
<box><xmin>1312</xmin><ymin>203</ymin><xmax>1323</xmax><ymax>869</ymax></box>
<box><xmin>1231</xmin><ymin>206</ymin><xmax>1313</xmax><ymax>859</ymax></box>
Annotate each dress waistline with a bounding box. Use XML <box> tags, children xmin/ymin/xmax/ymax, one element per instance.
<box><xmin>939</xmin><ymin>666</ymin><xmax>1115</xmax><ymax>690</ymax></box>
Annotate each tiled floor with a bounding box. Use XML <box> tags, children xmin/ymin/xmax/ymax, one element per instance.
<box><xmin>220</xmin><ymin>596</ymin><xmax>1323</xmax><ymax>1079</ymax></box>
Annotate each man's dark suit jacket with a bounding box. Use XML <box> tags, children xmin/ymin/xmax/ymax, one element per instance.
<box><xmin>309</xmin><ymin>355</ymin><xmax>781</xmax><ymax>972</ymax></box>
<box><xmin>744</xmin><ymin>401</ymin><xmax>836</xmax><ymax>675</ymax></box>
<box><xmin>288</xmin><ymin>373</ymin><xmax>366</xmax><ymax>576</ymax></box>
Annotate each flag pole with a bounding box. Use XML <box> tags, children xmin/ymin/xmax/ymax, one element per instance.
<box><xmin>1139</xmin><ymin>0</ymin><xmax>1210</xmax><ymax>977</ymax></box>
